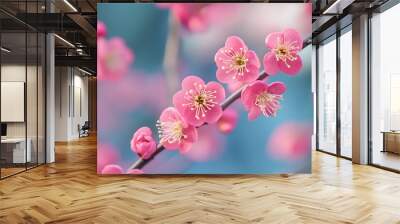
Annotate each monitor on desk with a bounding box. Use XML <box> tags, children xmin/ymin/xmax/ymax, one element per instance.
<box><xmin>1</xmin><ymin>123</ymin><xmax>7</xmax><ymax>138</ymax></box>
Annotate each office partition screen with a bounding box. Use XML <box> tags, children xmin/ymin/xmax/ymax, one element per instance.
<box><xmin>97</xmin><ymin>3</ymin><xmax>313</xmax><ymax>174</ymax></box>
<box><xmin>0</xmin><ymin>1</ymin><xmax>46</xmax><ymax>179</ymax></box>
<box><xmin>317</xmin><ymin>37</ymin><xmax>337</xmax><ymax>155</ymax></box>
<box><xmin>370</xmin><ymin>3</ymin><xmax>400</xmax><ymax>171</ymax></box>
<box><xmin>339</xmin><ymin>29</ymin><xmax>352</xmax><ymax>158</ymax></box>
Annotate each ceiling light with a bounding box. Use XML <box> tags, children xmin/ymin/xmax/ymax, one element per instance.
<box><xmin>63</xmin><ymin>0</ymin><xmax>78</xmax><ymax>12</ymax></box>
<box><xmin>1</xmin><ymin>47</ymin><xmax>11</xmax><ymax>53</ymax></box>
<box><xmin>54</xmin><ymin>34</ymin><xmax>75</xmax><ymax>48</ymax></box>
<box><xmin>78</xmin><ymin>67</ymin><xmax>93</xmax><ymax>76</ymax></box>
<box><xmin>323</xmin><ymin>0</ymin><xmax>341</xmax><ymax>14</ymax></box>
<box><xmin>323</xmin><ymin>0</ymin><xmax>354</xmax><ymax>15</ymax></box>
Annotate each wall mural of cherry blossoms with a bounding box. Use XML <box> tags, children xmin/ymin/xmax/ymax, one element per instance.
<box><xmin>97</xmin><ymin>3</ymin><xmax>313</xmax><ymax>174</ymax></box>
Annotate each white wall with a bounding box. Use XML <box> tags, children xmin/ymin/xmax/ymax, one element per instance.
<box><xmin>1</xmin><ymin>65</ymin><xmax>39</xmax><ymax>137</ymax></box>
<box><xmin>55</xmin><ymin>67</ymin><xmax>70</xmax><ymax>141</ymax></box>
<box><xmin>54</xmin><ymin>67</ymin><xmax>89</xmax><ymax>141</ymax></box>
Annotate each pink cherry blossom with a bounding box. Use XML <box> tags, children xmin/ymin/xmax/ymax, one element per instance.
<box><xmin>183</xmin><ymin>125</ymin><xmax>224</xmax><ymax>162</ymax></box>
<box><xmin>101</xmin><ymin>164</ymin><xmax>123</xmax><ymax>174</ymax></box>
<box><xmin>97</xmin><ymin>21</ymin><xmax>107</xmax><ymax>38</ymax></box>
<box><xmin>263</xmin><ymin>29</ymin><xmax>303</xmax><ymax>76</ymax></box>
<box><xmin>173</xmin><ymin>76</ymin><xmax>225</xmax><ymax>126</ymax></box>
<box><xmin>97</xmin><ymin>37</ymin><xmax>133</xmax><ymax>80</ymax></box>
<box><xmin>217</xmin><ymin>108</ymin><xmax>238</xmax><ymax>134</ymax></box>
<box><xmin>127</xmin><ymin>169</ymin><xmax>144</xmax><ymax>175</ymax></box>
<box><xmin>267</xmin><ymin>122</ymin><xmax>312</xmax><ymax>160</ymax></box>
<box><xmin>97</xmin><ymin>144</ymin><xmax>120</xmax><ymax>173</ymax></box>
<box><xmin>156</xmin><ymin>107</ymin><xmax>198</xmax><ymax>153</ymax></box>
<box><xmin>215</xmin><ymin>36</ymin><xmax>260</xmax><ymax>84</ymax></box>
<box><xmin>241</xmin><ymin>80</ymin><xmax>286</xmax><ymax>120</ymax></box>
<box><xmin>157</xmin><ymin>3</ymin><xmax>210</xmax><ymax>32</ymax></box>
<box><xmin>131</xmin><ymin>127</ymin><xmax>157</xmax><ymax>159</ymax></box>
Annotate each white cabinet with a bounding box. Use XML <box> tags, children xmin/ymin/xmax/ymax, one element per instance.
<box><xmin>1</xmin><ymin>138</ymin><xmax>32</xmax><ymax>163</ymax></box>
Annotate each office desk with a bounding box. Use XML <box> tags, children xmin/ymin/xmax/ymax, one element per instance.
<box><xmin>382</xmin><ymin>131</ymin><xmax>400</xmax><ymax>154</ymax></box>
<box><xmin>1</xmin><ymin>138</ymin><xmax>31</xmax><ymax>163</ymax></box>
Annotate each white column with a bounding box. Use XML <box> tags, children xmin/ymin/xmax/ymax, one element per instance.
<box><xmin>352</xmin><ymin>14</ymin><xmax>369</xmax><ymax>164</ymax></box>
<box><xmin>312</xmin><ymin>45</ymin><xmax>317</xmax><ymax>150</ymax></box>
<box><xmin>46</xmin><ymin>32</ymin><xmax>55</xmax><ymax>163</ymax></box>
<box><xmin>45</xmin><ymin>0</ymin><xmax>55</xmax><ymax>163</ymax></box>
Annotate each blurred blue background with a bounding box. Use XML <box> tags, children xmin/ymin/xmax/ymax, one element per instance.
<box><xmin>98</xmin><ymin>3</ymin><xmax>312</xmax><ymax>174</ymax></box>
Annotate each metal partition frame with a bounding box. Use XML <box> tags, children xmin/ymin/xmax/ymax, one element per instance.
<box><xmin>315</xmin><ymin>24</ymin><xmax>353</xmax><ymax>161</ymax></box>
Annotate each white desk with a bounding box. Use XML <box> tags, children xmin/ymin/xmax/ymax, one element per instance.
<box><xmin>1</xmin><ymin>138</ymin><xmax>31</xmax><ymax>163</ymax></box>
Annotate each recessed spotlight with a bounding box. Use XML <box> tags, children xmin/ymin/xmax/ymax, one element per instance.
<box><xmin>63</xmin><ymin>0</ymin><xmax>78</xmax><ymax>12</ymax></box>
<box><xmin>54</xmin><ymin>34</ymin><xmax>75</xmax><ymax>48</ymax></box>
<box><xmin>78</xmin><ymin>67</ymin><xmax>93</xmax><ymax>76</ymax></box>
<box><xmin>1</xmin><ymin>47</ymin><xmax>11</xmax><ymax>53</ymax></box>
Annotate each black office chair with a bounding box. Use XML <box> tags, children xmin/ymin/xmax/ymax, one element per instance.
<box><xmin>79</xmin><ymin>121</ymin><xmax>90</xmax><ymax>138</ymax></box>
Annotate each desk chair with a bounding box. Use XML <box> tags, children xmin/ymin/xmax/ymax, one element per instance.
<box><xmin>79</xmin><ymin>121</ymin><xmax>90</xmax><ymax>138</ymax></box>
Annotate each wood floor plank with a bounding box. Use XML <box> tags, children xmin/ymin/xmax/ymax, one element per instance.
<box><xmin>0</xmin><ymin>135</ymin><xmax>400</xmax><ymax>224</ymax></box>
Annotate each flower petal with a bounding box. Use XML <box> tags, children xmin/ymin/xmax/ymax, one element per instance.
<box><xmin>159</xmin><ymin>107</ymin><xmax>181</xmax><ymax>123</ymax></box>
<box><xmin>214</xmin><ymin>47</ymin><xmax>230</xmax><ymax>67</ymax></box>
<box><xmin>179</xmin><ymin>142</ymin><xmax>193</xmax><ymax>154</ymax></box>
<box><xmin>216</xmin><ymin>68</ymin><xmax>236</xmax><ymax>84</ymax></box>
<box><xmin>268</xmin><ymin>82</ymin><xmax>286</xmax><ymax>95</ymax></box>
<box><xmin>134</xmin><ymin>127</ymin><xmax>152</xmax><ymax>137</ymax></box>
<box><xmin>181</xmin><ymin>75</ymin><xmax>205</xmax><ymax>90</ymax></box>
<box><xmin>206</xmin><ymin>81</ymin><xmax>225</xmax><ymax>102</ymax></box>
<box><xmin>239</xmin><ymin>63</ymin><xmax>259</xmax><ymax>83</ymax></box>
<box><xmin>204</xmin><ymin>105</ymin><xmax>223</xmax><ymax>124</ymax></box>
<box><xmin>163</xmin><ymin>141</ymin><xmax>180</xmax><ymax>150</ymax></box>
<box><xmin>183</xmin><ymin>125</ymin><xmax>198</xmax><ymax>143</ymax></box>
<box><xmin>241</xmin><ymin>81</ymin><xmax>268</xmax><ymax>110</ymax></box>
<box><xmin>101</xmin><ymin>164</ymin><xmax>123</xmax><ymax>174</ymax></box>
<box><xmin>182</xmin><ymin>108</ymin><xmax>206</xmax><ymax>127</ymax></box>
<box><xmin>97</xmin><ymin>21</ymin><xmax>107</xmax><ymax>38</ymax></box>
<box><xmin>265</xmin><ymin>32</ymin><xmax>283</xmax><ymax>49</ymax></box>
<box><xmin>172</xmin><ymin>90</ymin><xmax>187</xmax><ymax>116</ymax></box>
<box><xmin>246</xmin><ymin>50</ymin><xmax>260</xmax><ymax>68</ymax></box>
<box><xmin>278</xmin><ymin>55</ymin><xmax>302</xmax><ymax>75</ymax></box>
<box><xmin>248</xmin><ymin>106</ymin><xmax>261</xmax><ymax>120</ymax></box>
<box><xmin>225</xmin><ymin>36</ymin><xmax>247</xmax><ymax>52</ymax></box>
<box><xmin>263</xmin><ymin>52</ymin><xmax>280</xmax><ymax>75</ymax></box>
<box><xmin>217</xmin><ymin>108</ymin><xmax>238</xmax><ymax>134</ymax></box>
<box><xmin>127</xmin><ymin>169</ymin><xmax>144</xmax><ymax>174</ymax></box>
<box><xmin>216</xmin><ymin>69</ymin><xmax>230</xmax><ymax>83</ymax></box>
<box><xmin>283</xmin><ymin>28</ymin><xmax>303</xmax><ymax>50</ymax></box>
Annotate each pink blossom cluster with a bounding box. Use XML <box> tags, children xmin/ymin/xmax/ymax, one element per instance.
<box><xmin>129</xmin><ymin>28</ymin><xmax>304</xmax><ymax>163</ymax></box>
<box><xmin>98</xmin><ymin>12</ymin><xmax>305</xmax><ymax>173</ymax></box>
<box><xmin>97</xmin><ymin>21</ymin><xmax>134</xmax><ymax>81</ymax></box>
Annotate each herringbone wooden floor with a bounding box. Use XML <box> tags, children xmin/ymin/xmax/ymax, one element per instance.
<box><xmin>1</xmin><ymin>135</ymin><xmax>400</xmax><ymax>224</ymax></box>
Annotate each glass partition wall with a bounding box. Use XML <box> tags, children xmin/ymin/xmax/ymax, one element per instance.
<box><xmin>339</xmin><ymin>28</ymin><xmax>352</xmax><ymax>159</ymax></box>
<box><xmin>317</xmin><ymin>36</ymin><xmax>337</xmax><ymax>155</ymax></box>
<box><xmin>316</xmin><ymin>27</ymin><xmax>353</xmax><ymax>159</ymax></box>
<box><xmin>370</xmin><ymin>3</ymin><xmax>400</xmax><ymax>172</ymax></box>
<box><xmin>0</xmin><ymin>2</ymin><xmax>46</xmax><ymax>179</ymax></box>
